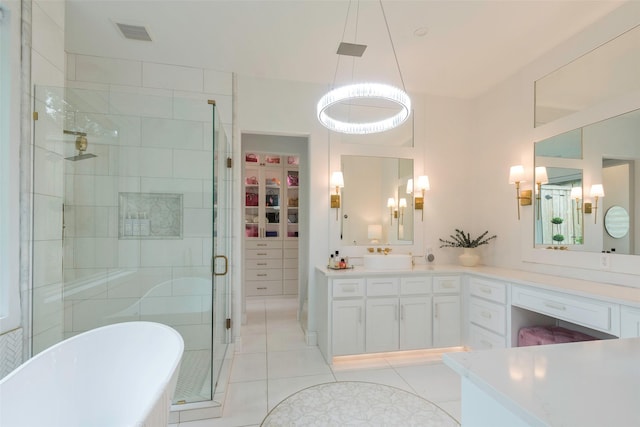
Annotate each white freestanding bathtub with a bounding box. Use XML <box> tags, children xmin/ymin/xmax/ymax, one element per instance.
<box><xmin>0</xmin><ymin>321</ymin><xmax>184</xmax><ymax>427</ymax></box>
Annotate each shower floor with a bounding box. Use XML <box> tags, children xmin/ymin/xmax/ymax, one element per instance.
<box><xmin>174</xmin><ymin>350</ymin><xmax>212</xmax><ymax>403</ymax></box>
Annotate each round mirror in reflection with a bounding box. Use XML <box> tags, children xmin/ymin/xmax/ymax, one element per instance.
<box><xmin>604</xmin><ymin>205</ymin><xmax>629</xmax><ymax>239</ymax></box>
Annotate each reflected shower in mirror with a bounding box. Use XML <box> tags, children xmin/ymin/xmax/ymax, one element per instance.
<box><xmin>341</xmin><ymin>155</ymin><xmax>413</xmax><ymax>246</ymax></box>
<box><xmin>535</xmin><ymin>167</ymin><xmax>584</xmax><ymax>246</ymax></box>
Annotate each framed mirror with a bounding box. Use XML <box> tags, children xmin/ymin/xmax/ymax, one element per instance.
<box><xmin>535</xmin><ymin>24</ymin><xmax>640</xmax><ymax>126</ymax></box>
<box><xmin>534</xmin><ymin>108</ymin><xmax>640</xmax><ymax>254</ymax></box>
<box><xmin>341</xmin><ymin>155</ymin><xmax>414</xmax><ymax>246</ymax></box>
<box><xmin>604</xmin><ymin>206</ymin><xmax>630</xmax><ymax>239</ymax></box>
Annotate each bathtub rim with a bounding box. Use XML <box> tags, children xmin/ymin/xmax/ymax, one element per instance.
<box><xmin>0</xmin><ymin>321</ymin><xmax>185</xmax><ymax>425</ymax></box>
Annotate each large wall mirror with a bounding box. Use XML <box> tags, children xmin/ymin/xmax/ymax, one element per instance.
<box><xmin>534</xmin><ymin>108</ymin><xmax>640</xmax><ymax>254</ymax></box>
<box><xmin>535</xmin><ymin>23</ymin><xmax>640</xmax><ymax>126</ymax></box>
<box><xmin>341</xmin><ymin>155</ymin><xmax>414</xmax><ymax>246</ymax></box>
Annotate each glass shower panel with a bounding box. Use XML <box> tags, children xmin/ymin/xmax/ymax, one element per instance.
<box><xmin>31</xmin><ymin>85</ymin><xmax>230</xmax><ymax>406</ymax></box>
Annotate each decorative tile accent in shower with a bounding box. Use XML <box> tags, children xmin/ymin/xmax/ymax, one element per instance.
<box><xmin>119</xmin><ymin>192</ymin><xmax>183</xmax><ymax>239</ymax></box>
<box><xmin>0</xmin><ymin>328</ymin><xmax>23</xmax><ymax>380</ymax></box>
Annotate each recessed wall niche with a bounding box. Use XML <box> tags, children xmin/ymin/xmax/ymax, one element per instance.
<box><xmin>118</xmin><ymin>192</ymin><xmax>183</xmax><ymax>239</ymax></box>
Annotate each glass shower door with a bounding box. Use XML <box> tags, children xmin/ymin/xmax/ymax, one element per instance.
<box><xmin>30</xmin><ymin>85</ymin><xmax>231</xmax><ymax>407</ymax></box>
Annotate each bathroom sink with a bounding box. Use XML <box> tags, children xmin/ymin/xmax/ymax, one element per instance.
<box><xmin>363</xmin><ymin>254</ymin><xmax>412</xmax><ymax>270</ymax></box>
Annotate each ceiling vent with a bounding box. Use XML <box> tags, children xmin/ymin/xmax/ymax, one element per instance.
<box><xmin>116</xmin><ymin>22</ymin><xmax>152</xmax><ymax>42</ymax></box>
<box><xmin>336</xmin><ymin>42</ymin><xmax>367</xmax><ymax>57</ymax></box>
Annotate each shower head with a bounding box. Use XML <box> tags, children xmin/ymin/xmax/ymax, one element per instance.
<box><xmin>63</xmin><ymin>130</ymin><xmax>97</xmax><ymax>161</ymax></box>
<box><xmin>66</xmin><ymin>152</ymin><xmax>97</xmax><ymax>161</ymax></box>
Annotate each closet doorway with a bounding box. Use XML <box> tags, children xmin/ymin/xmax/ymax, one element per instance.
<box><xmin>241</xmin><ymin>133</ymin><xmax>309</xmax><ymax>323</ymax></box>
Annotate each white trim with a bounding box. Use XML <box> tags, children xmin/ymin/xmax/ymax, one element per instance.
<box><xmin>0</xmin><ymin>1</ymin><xmax>22</xmax><ymax>334</ymax></box>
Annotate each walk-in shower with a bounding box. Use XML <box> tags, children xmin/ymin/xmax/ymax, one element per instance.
<box><xmin>31</xmin><ymin>85</ymin><xmax>232</xmax><ymax>409</ymax></box>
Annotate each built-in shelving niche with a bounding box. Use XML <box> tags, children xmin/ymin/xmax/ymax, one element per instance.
<box><xmin>118</xmin><ymin>192</ymin><xmax>183</xmax><ymax>239</ymax></box>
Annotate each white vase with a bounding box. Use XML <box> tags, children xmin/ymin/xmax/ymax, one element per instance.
<box><xmin>459</xmin><ymin>248</ymin><xmax>479</xmax><ymax>267</ymax></box>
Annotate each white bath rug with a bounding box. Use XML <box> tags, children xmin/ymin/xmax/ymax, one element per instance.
<box><xmin>261</xmin><ymin>381</ymin><xmax>460</xmax><ymax>426</ymax></box>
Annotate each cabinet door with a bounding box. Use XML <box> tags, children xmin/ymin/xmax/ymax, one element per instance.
<box><xmin>366</xmin><ymin>298</ymin><xmax>399</xmax><ymax>353</ymax></box>
<box><xmin>284</xmin><ymin>165</ymin><xmax>299</xmax><ymax>239</ymax></box>
<box><xmin>332</xmin><ymin>299</ymin><xmax>365</xmax><ymax>356</ymax></box>
<box><xmin>400</xmin><ymin>296</ymin><xmax>432</xmax><ymax>350</ymax></box>
<box><xmin>433</xmin><ymin>295</ymin><xmax>461</xmax><ymax>347</ymax></box>
<box><xmin>243</xmin><ymin>153</ymin><xmax>283</xmax><ymax>240</ymax></box>
<box><xmin>621</xmin><ymin>306</ymin><xmax>640</xmax><ymax>338</ymax></box>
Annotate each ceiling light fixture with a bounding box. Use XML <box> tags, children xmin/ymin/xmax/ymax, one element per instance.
<box><xmin>317</xmin><ymin>0</ymin><xmax>411</xmax><ymax>135</ymax></box>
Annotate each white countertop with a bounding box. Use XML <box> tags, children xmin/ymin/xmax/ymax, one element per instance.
<box><xmin>316</xmin><ymin>264</ymin><xmax>640</xmax><ymax>307</ymax></box>
<box><xmin>444</xmin><ymin>338</ymin><xmax>640</xmax><ymax>427</ymax></box>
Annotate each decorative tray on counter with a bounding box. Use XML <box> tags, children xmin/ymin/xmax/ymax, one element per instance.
<box><xmin>326</xmin><ymin>265</ymin><xmax>354</xmax><ymax>270</ymax></box>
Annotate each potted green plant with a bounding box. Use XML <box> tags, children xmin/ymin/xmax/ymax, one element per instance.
<box><xmin>551</xmin><ymin>217</ymin><xmax>564</xmax><ymax>246</ymax></box>
<box><xmin>439</xmin><ymin>229</ymin><xmax>497</xmax><ymax>266</ymax></box>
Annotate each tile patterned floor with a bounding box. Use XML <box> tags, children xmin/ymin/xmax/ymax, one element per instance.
<box><xmin>172</xmin><ymin>296</ymin><xmax>462</xmax><ymax>427</ymax></box>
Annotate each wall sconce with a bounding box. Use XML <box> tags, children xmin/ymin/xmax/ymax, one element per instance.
<box><xmin>415</xmin><ymin>175</ymin><xmax>430</xmax><ymax>221</ymax></box>
<box><xmin>508</xmin><ymin>165</ymin><xmax>531</xmax><ymax>220</ymax></box>
<box><xmin>387</xmin><ymin>197</ymin><xmax>397</xmax><ymax>223</ymax></box>
<box><xmin>589</xmin><ymin>184</ymin><xmax>605</xmax><ymax>224</ymax></box>
<box><xmin>570</xmin><ymin>186</ymin><xmax>582</xmax><ymax>224</ymax></box>
<box><xmin>368</xmin><ymin>224</ymin><xmax>382</xmax><ymax>244</ymax></box>
<box><xmin>399</xmin><ymin>198</ymin><xmax>407</xmax><ymax>225</ymax></box>
<box><xmin>535</xmin><ymin>166</ymin><xmax>548</xmax><ymax>220</ymax></box>
<box><xmin>330</xmin><ymin>171</ymin><xmax>344</xmax><ymax>220</ymax></box>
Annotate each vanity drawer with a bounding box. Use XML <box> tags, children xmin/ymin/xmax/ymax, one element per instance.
<box><xmin>246</xmin><ymin>240</ymin><xmax>283</xmax><ymax>250</ymax></box>
<box><xmin>400</xmin><ymin>276</ymin><xmax>432</xmax><ymax>295</ymax></box>
<box><xmin>367</xmin><ymin>277</ymin><xmax>399</xmax><ymax>296</ymax></box>
<box><xmin>245</xmin><ymin>269</ymin><xmax>283</xmax><ymax>281</ymax></box>
<box><xmin>620</xmin><ymin>306</ymin><xmax>640</xmax><ymax>338</ymax></box>
<box><xmin>469</xmin><ymin>277</ymin><xmax>506</xmax><ymax>304</ymax></box>
<box><xmin>246</xmin><ymin>280</ymin><xmax>282</xmax><ymax>296</ymax></box>
<box><xmin>469</xmin><ymin>297</ymin><xmax>506</xmax><ymax>336</ymax></box>
<box><xmin>245</xmin><ymin>249</ymin><xmax>282</xmax><ymax>259</ymax></box>
<box><xmin>512</xmin><ymin>286</ymin><xmax>617</xmax><ymax>333</ymax></box>
<box><xmin>245</xmin><ymin>258</ymin><xmax>282</xmax><ymax>269</ymax></box>
<box><xmin>333</xmin><ymin>278</ymin><xmax>365</xmax><ymax>298</ymax></box>
<box><xmin>469</xmin><ymin>324</ymin><xmax>506</xmax><ymax>350</ymax></box>
<box><xmin>433</xmin><ymin>276</ymin><xmax>461</xmax><ymax>293</ymax></box>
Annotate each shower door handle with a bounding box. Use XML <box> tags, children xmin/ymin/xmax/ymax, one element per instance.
<box><xmin>213</xmin><ymin>255</ymin><xmax>228</xmax><ymax>276</ymax></box>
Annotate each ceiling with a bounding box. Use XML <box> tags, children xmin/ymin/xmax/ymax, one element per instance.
<box><xmin>65</xmin><ymin>0</ymin><xmax>625</xmax><ymax>99</ymax></box>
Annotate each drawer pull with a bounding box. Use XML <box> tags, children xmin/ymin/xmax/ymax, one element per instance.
<box><xmin>257</xmin><ymin>252</ymin><xmax>267</xmax><ymax>256</ymax></box>
<box><xmin>257</xmin><ymin>273</ymin><xmax>267</xmax><ymax>277</ymax></box>
<box><xmin>544</xmin><ymin>301</ymin><xmax>567</xmax><ymax>311</ymax></box>
<box><xmin>480</xmin><ymin>287</ymin><xmax>492</xmax><ymax>294</ymax></box>
<box><xmin>257</xmin><ymin>287</ymin><xmax>267</xmax><ymax>290</ymax></box>
<box><xmin>257</xmin><ymin>262</ymin><xmax>267</xmax><ymax>266</ymax></box>
<box><xmin>257</xmin><ymin>243</ymin><xmax>267</xmax><ymax>247</ymax></box>
<box><xmin>480</xmin><ymin>339</ymin><xmax>493</xmax><ymax>348</ymax></box>
<box><xmin>441</xmin><ymin>282</ymin><xmax>455</xmax><ymax>289</ymax></box>
<box><xmin>341</xmin><ymin>285</ymin><xmax>356</xmax><ymax>293</ymax></box>
<box><xmin>481</xmin><ymin>311</ymin><xmax>492</xmax><ymax>319</ymax></box>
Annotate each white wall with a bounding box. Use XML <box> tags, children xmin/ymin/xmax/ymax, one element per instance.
<box><xmin>469</xmin><ymin>2</ymin><xmax>640</xmax><ymax>286</ymax></box>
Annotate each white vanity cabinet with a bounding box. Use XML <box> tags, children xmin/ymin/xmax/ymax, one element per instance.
<box><xmin>331</xmin><ymin>278</ymin><xmax>366</xmax><ymax>356</ymax></box>
<box><xmin>318</xmin><ymin>272</ymin><xmax>443</xmax><ymax>361</ymax></box>
<box><xmin>620</xmin><ymin>305</ymin><xmax>640</xmax><ymax>338</ymax></box>
<box><xmin>465</xmin><ymin>276</ymin><xmax>508</xmax><ymax>350</ymax></box>
<box><xmin>365</xmin><ymin>277</ymin><xmax>433</xmax><ymax>353</ymax></box>
<box><xmin>433</xmin><ymin>276</ymin><xmax>461</xmax><ymax>348</ymax></box>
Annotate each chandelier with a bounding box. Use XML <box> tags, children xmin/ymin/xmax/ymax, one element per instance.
<box><xmin>317</xmin><ymin>0</ymin><xmax>411</xmax><ymax>135</ymax></box>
